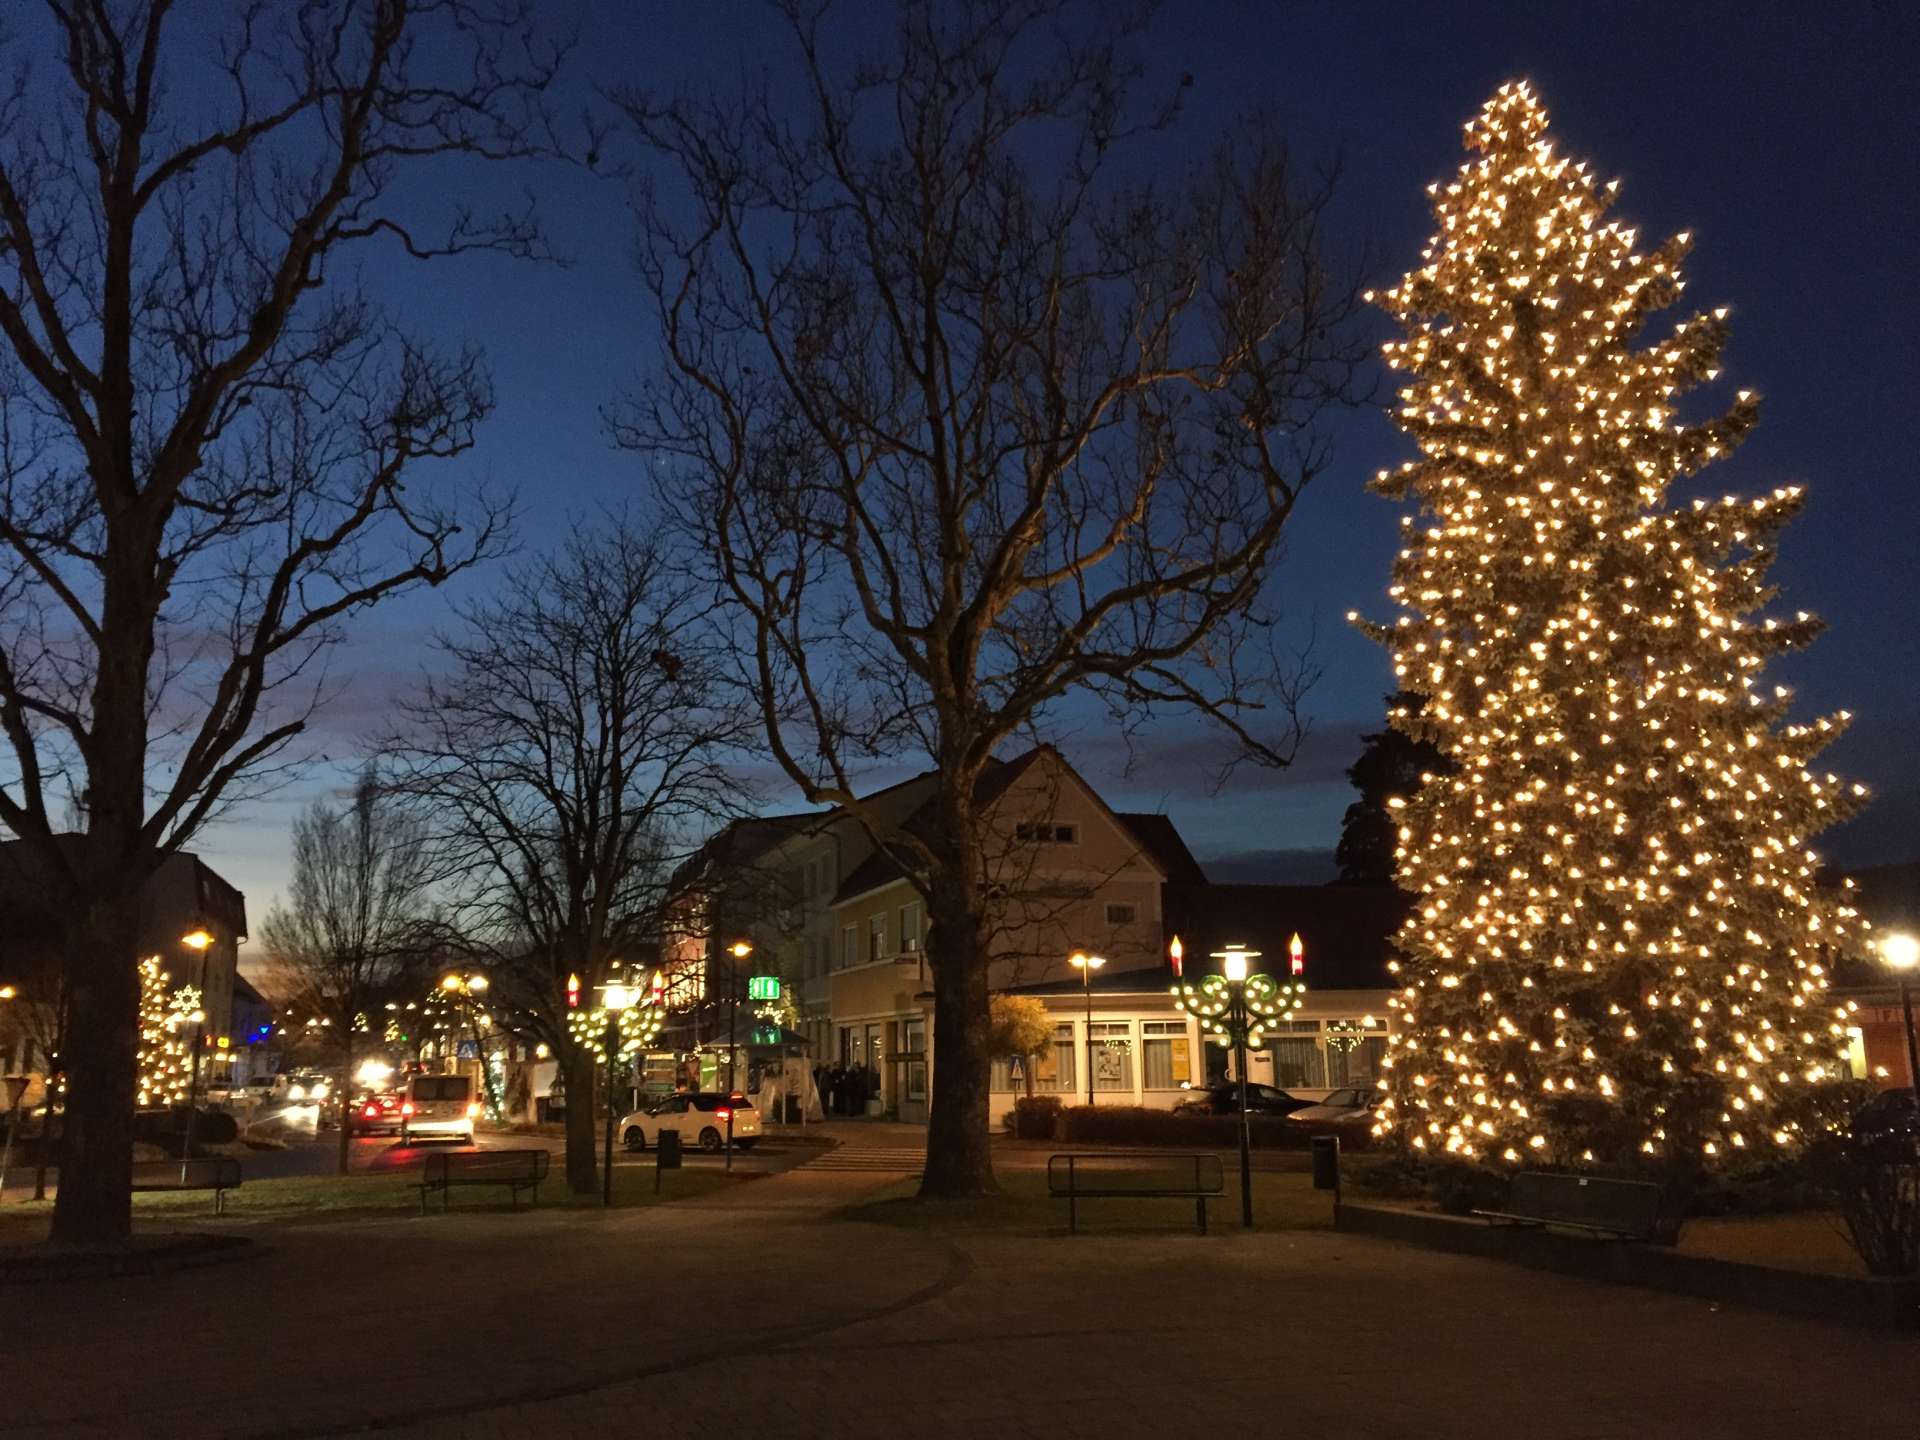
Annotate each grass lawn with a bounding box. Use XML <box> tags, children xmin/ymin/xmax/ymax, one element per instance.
<box><xmin>843</xmin><ymin>1166</ymin><xmax>1334</xmax><ymax>1236</ymax></box>
<box><xmin>0</xmin><ymin>1163</ymin><xmax>745</xmax><ymax>1243</ymax></box>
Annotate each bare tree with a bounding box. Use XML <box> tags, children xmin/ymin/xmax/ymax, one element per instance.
<box><xmin>0</xmin><ymin>2</ymin><xmax>561</xmax><ymax>1241</ymax></box>
<box><xmin>384</xmin><ymin>518</ymin><xmax>758</xmax><ymax>1195</ymax></box>
<box><xmin>611</xmin><ymin>0</ymin><xmax>1364</xmax><ymax>1195</ymax></box>
<box><xmin>258</xmin><ymin>767</ymin><xmax>433</xmax><ymax>1174</ymax></box>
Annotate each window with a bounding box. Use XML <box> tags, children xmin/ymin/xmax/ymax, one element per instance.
<box><xmin>868</xmin><ymin>913</ymin><xmax>887</xmax><ymax>962</ymax></box>
<box><xmin>1015</xmin><ymin>821</ymin><xmax>1078</xmax><ymax>844</ymax></box>
<box><xmin>840</xmin><ymin>925</ymin><xmax>856</xmax><ymax>970</ymax></box>
<box><xmin>1104</xmin><ymin>902</ymin><xmax>1137</xmax><ymax>925</ymax></box>
<box><xmin>994</xmin><ymin>1022</ymin><xmax>1075</xmax><ymax>1092</ymax></box>
<box><xmin>1328</xmin><ymin>1035</ymin><xmax>1389</xmax><ymax>1089</ymax></box>
<box><xmin>1141</xmin><ymin>1019</ymin><xmax>1192</xmax><ymax>1090</ymax></box>
<box><xmin>1089</xmin><ymin>1021</ymin><xmax>1132</xmax><ymax>1092</ymax></box>
<box><xmin>899</xmin><ymin>901</ymin><xmax>922</xmax><ymax>952</ymax></box>
<box><xmin>1268</xmin><ymin>1020</ymin><xmax>1326</xmax><ymax>1089</ymax></box>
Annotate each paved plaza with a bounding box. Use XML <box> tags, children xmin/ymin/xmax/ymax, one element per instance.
<box><xmin>5</xmin><ymin>1152</ymin><xmax>1914</xmax><ymax>1439</ymax></box>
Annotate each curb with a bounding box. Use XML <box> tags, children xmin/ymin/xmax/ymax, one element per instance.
<box><xmin>1334</xmin><ymin>1200</ymin><xmax>1920</xmax><ymax>1331</ymax></box>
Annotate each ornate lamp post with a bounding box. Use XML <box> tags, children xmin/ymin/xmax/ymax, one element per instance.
<box><xmin>1070</xmin><ymin>952</ymin><xmax>1106</xmax><ymax>1106</ymax></box>
<box><xmin>1880</xmin><ymin>933</ymin><xmax>1920</xmax><ymax>1090</ymax></box>
<box><xmin>570</xmin><ymin>979</ymin><xmax>663</xmax><ymax>1207</ymax></box>
<box><xmin>440</xmin><ymin>972</ymin><xmax>498</xmax><ymax>1118</ymax></box>
<box><xmin>1173</xmin><ymin>944</ymin><xmax>1304</xmax><ymax>1227</ymax></box>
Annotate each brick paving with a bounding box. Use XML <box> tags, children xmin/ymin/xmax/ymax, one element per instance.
<box><xmin>4</xmin><ymin>1160</ymin><xmax>1915</xmax><ymax>1439</ymax></box>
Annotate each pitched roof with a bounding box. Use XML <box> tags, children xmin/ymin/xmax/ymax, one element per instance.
<box><xmin>1161</xmin><ymin>881</ymin><xmax>1408</xmax><ymax>991</ymax></box>
<box><xmin>1114</xmin><ymin>813</ymin><xmax>1207</xmax><ymax>886</ymax></box>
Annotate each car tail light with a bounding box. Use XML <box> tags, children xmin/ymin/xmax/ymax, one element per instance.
<box><xmin>715</xmin><ymin>1108</ymin><xmax>731</xmax><ymax>1121</ymax></box>
<box><xmin>362</xmin><ymin>1103</ymin><xmax>377</xmax><ymax>1118</ymax></box>
<box><xmin>401</xmin><ymin>1102</ymin><xmax>414</xmax><ymax>1116</ymax></box>
<box><xmin>466</xmin><ymin>1101</ymin><xmax>481</xmax><ymax>1119</ymax></box>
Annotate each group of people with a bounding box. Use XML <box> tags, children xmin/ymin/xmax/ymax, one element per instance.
<box><xmin>815</xmin><ymin>1061</ymin><xmax>881</xmax><ymax>1116</ymax></box>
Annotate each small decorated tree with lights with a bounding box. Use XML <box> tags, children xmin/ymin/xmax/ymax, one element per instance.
<box><xmin>135</xmin><ymin>957</ymin><xmax>187</xmax><ymax>1109</ymax></box>
<box><xmin>1360</xmin><ymin>83</ymin><xmax>1864</xmax><ymax>1187</ymax></box>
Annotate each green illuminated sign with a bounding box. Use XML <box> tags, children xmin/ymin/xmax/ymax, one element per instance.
<box><xmin>747</xmin><ymin>975</ymin><xmax>781</xmax><ymax>1001</ymax></box>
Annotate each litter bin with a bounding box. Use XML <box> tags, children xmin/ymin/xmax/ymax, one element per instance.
<box><xmin>1311</xmin><ymin>1134</ymin><xmax>1340</xmax><ymax>1192</ymax></box>
<box><xmin>654</xmin><ymin>1127</ymin><xmax>683</xmax><ymax>1193</ymax></box>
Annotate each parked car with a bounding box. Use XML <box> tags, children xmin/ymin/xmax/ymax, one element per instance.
<box><xmin>400</xmin><ymin>1074</ymin><xmax>479</xmax><ymax>1145</ymax></box>
<box><xmin>619</xmin><ymin>1092</ymin><xmax>759</xmax><ymax>1153</ymax></box>
<box><xmin>1172</xmin><ymin>1082</ymin><xmax>1313</xmax><ymax>1118</ymax></box>
<box><xmin>1283</xmin><ymin>1086</ymin><xmax>1385</xmax><ymax>1134</ymax></box>
<box><xmin>351</xmin><ymin>1089</ymin><xmax>407</xmax><ymax>1136</ymax></box>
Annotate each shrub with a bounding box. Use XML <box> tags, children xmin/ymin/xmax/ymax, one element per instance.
<box><xmin>1011</xmin><ymin>1095</ymin><xmax>1062</xmax><ymax>1140</ymax></box>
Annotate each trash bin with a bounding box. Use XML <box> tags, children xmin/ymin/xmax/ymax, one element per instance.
<box><xmin>656</xmin><ymin>1129</ymin><xmax>683</xmax><ymax>1169</ymax></box>
<box><xmin>1311</xmin><ymin>1134</ymin><xmax>1340</xmax><ymax>1192</ymax></box>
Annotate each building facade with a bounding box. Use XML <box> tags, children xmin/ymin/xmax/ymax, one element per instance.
<box><xmin>664</xmin><ymin>747</ymin><xmax>1407</xmax><ymax>1125</ymax></box>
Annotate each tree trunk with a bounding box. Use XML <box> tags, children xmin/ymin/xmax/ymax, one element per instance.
<box><xmin>920</xmin><ymin>880</ymin><xmax>996</xmax><ymax>1198</ymax></box>
<box><xmin>337</xmin><ymin>1037</ymin><xmax>354</xmax><ymax>1177</ymax></box>
<box><xmin>51</xmin><ymin>891</ymin><xmax>143</xmax><ymax>1244</ymax></box>
<box><xmin>561</xmin><ymin>1046</ymin><xmax>599</xmax><ymax>1195</ymax></box>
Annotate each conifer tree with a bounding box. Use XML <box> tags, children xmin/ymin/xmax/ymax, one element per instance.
<box><xmin>1359</xmin><ymin>83</ymin><xmax>1865</xmax><ymax>1177</ymax></box>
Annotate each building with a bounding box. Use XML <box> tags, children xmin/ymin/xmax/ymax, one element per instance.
<box><xmin>665</xmin><ymin>747</ymin><xmax>1406</xmax><ymax>1125</ymax></box>
<box><xmin>1830</xmin><ymin>861</ymin><xmax>1920</xmax><ymax>1088</ymax></box>
<box><xmin>0</xmin><ymin>840</ymin><xmax>249</xmax><ymax>1105</ymax></box>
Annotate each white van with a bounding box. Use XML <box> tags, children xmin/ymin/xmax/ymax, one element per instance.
<box><xmin>401</xmin><ymin>1074</ymin><xmax>478</xmax><ymax>1145</ymax></box>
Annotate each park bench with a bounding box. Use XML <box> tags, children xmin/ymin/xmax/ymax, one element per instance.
<box><xmin>1048</xmin><ymin>1151</ymin><xmax>1225</xmax><ymax>1235</ymax></box>
<box><xmin>414</xmin><ymin>1148</ymin><xmax>550</xmax><ymax>1213</ymax></box>
<box><xmin>1474</xmin><ymin>1170</ymin><xmax>1664</xmax><ymax>1240</ymax></box>
<box><xmin>130</xmin><ymin>1156</ymin><xmax>243</xmax><ymax>1216</ymax></box>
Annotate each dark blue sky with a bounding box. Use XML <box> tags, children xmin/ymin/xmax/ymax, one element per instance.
<box><xmin>186</xmin><ymin>0</ymin><xmax>1917</xmax><ymax>926</ymax></box>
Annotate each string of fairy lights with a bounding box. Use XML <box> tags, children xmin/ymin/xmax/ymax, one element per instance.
<box><xmin>1354</xmin><ymin>82</ymin><xmax>1864</xmax><ymax>1170</ymax></box>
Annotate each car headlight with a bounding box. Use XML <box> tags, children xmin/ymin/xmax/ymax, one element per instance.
<box><xmin>310</xmin><ymin>1083</ymin><xmax>330</xmax><ymax>1100</ymax></box>
<box><xmin>287</xmin><ymin>1084</ymin><xmax>305</xmax><ymax>1100</ymax></box>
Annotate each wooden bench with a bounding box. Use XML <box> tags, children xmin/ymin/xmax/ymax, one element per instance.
<box><xmin>1474</xmin><ymin>1170</ymin><xmax>1664</xmax><ymax>1240</ymax></box>
<box><xmin>1048</xmin><ymin>1151</ymin><xmax>1225</xmax><ymax>1235</ymax></box>
<box><xmin>414</xmin><ymin>1148</ymin><xmax>550</xmax><ymax>1213</ymax></box>
<box><xmin>130</xmin><ymin>1157</ymin><xmax>243</xmax><ymax>1215</ymax></box>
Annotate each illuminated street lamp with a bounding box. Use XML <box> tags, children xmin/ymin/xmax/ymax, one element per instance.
<box><xmin>1069</xmin><ymin>952</ymin><xmax>1106</xmax><ymax>1106</ymax></box>
<box><xmin>1881</xmin><ymin>932</ymin><xmax>1920</xmax><ymax>1090</ymax></box>
<box><xmin>1174</xmin><ymin>944</ymin><xmax>1305</xmax><ymax>1228</ymax></box>
<box><xmin>569</xmin><ymin>977</ymin><xmax>663</xmax><ymax>1208</ymax></box>
<box><xmin>440</xmin><ymin>973</ymin><xmax>496</xmax><ymax>1117</ymax></box>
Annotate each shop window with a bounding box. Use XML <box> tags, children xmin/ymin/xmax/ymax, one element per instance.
<box><xmin>905</xmin><ymin>1019</ymin><xmax>927</xmax><ymax>1102</ymax></box>
<box><xmin>1141</xmin><ymin>1019</ymin><xmax>1193</xmax><ymax>1090</ymax></box>
<box><xmin>1269</xmin><ymin>1020</ymin><xmax>1326</xmax><ymax>1089</ymax></box>
<box><xmin>1089</xmin><ymin>1021</ymin><xmax>1132</xmax><ymax>1091</ymax></box>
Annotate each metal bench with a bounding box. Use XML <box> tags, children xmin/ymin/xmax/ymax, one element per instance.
<box><xmin>414</xmin><ymin>1148</ymin><xmax>550</xmax><ymax>1213</ymax></box>
<box><xmin>1048</xmin><ymin>1151</ymin><xmax>1225</xmax><ymax>1235</ymax></box>
<box><xmin>1474</xmin><ymin>1170</ymin><xmax>1664</xmax><ymax>1240</ymax></box>
<box><xmin>130</xmin><ymin>1157</ymin><xmax>243</xmax><ymax>1215</ymax></box>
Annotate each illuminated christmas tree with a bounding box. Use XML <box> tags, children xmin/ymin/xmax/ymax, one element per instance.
<box><xmin>1359</xmin><ymin>82</ymin><xmax>1865</xmax><ymax>1176</ymax></box>
<box><xmin>135</xmin><ymin>955</ymin><xmax>188</xmax><ymax>1108</ymax></box>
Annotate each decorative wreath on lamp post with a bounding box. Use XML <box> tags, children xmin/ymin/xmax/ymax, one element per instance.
<box><xmin>568</xmin><ymin>985</ymin><xmax>664</xmax><ymax>1060</ymax></box>
<box><xmin>1171</xmin><ymin>970</ymin><xmax>1306</xmax><ymax>1048</ymax></box>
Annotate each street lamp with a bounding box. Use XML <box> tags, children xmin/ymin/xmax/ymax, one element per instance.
<box><xmin>599</xmin><ymin>982</ymin><xmax>637</xmax><ymax>1209</ymax></box>
<box><xmin>1173</xmin><ymin>944</ymin><xmax>1305</xmax><ymax>1228</ymax></box>
<box><xmin>1069</xmin><ymin>952</ymin><xmax>1106</xmax><ymax>1106</ymax></box>
<box><xmin>440</xmin><ymin>973</ymin><xmax>496</xmax><ymax>1118</ymax></box>
<box><xmin>567</xmin><ymin>977</ymin><xmax>663</xmax><ymax>1207</ymax></box>
<box><xmin>1880</xmin><ymin>932</ymin><xmax>1920</xmax><ymax>1090</ymax></box>
<box><xmin>723</xmin><ymin>942</ymin><xmax>752</xmax><ymax>1165</ymax></box>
